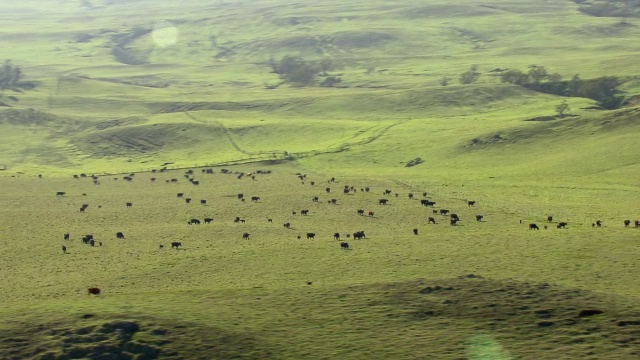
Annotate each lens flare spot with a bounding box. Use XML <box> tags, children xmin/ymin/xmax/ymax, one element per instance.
<box><xmin>152</xmin><ymin>21</ymin><xmax>178</xmax><ymax>47</ymax></box>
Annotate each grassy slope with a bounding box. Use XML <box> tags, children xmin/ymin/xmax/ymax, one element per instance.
<box><xmin>1</xmin><ymin>0</ymin><xmax>639</xmax><ymax>359</ymax></box>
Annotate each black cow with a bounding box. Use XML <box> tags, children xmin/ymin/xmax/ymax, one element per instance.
<box><xmin>357</xmin><ymin>209</ymin><xmax>365</xmax><ymax>216</ymax></box>
<box><xmin>557</xmin><ymin>222</ymin><xmax>568</xmax><ymax>229</ymax></box>
<box><xmin>635</xmin><ymin>220</ymin><xmax>640</xmax><ymax>228</ymax></box>
<box><xmin>191</xmin><ymin>180</ymin><xmax>199</xmax><ymax>186</ymax></box>
<box><xmin>326</xmin><ymin>187</ymin><xmax>331</xmax><ymax>193</ymax></box>
<box><xmin>126</xmin><ymin>202</ymin><xmax>133</xmax><ymax>208</ymax></box>
<box><xmin>384</xmin><ymin>189</ymin><xmax>392</xmax><ymax>195</ymax></box>
<box><xmin>251</xmin><ymin>196</ymin><xmax>260</xmax><ymax>202</ymax></box>
<box><xmin>440</xmin><ymin>209</ymin><xmax>449</xmax><ymax>215</ymax></box>
<box><xmin>204</xmin><ymin>218</ymin><xmax>213</xmax><ymax>224</ymax></box>
<box><xmin>343</xmin><ymin>188</ymin><xmax>350</xmax><ymax>194</ymax></box>
<box><xmin>623</xmin><ymin>219</ymin><xmax>631</xmax><ymax>227</ymax></box>
<box><xmin>301</xmin><ymin>210</ymin><xmax>310</xmax><ymax>216</ymax></box>
<box><xmin>79</xmin><ymin>206</ymin><xmax>85</xmax><ymax>213</ymax></box>
<box><xmin>476</xmin><ymin>215</ymin><xmax>483</xmax><ymax>222</ymax></box>
<box><xmin>422</xmin><ymin>192</ymin><xmax>428</xmax><ymax>197</ymax></box>
<box><xmin>116</xmin><ymin>232</ymin><xmax>125</xmax><ymax>239</ymax></box>
<box><xmin>62</xmin><ymin>245</ymin><xmax>67</xmax><ymax>254</ymax></box>
<box><xmin>237</xmin><ymin>193</ymin><xmax>244</xmax><ymax>200</ymax></box>
<box><xmin>428</xmin><ymin>217</ymin><xmax>436</xmax><ymax>224</ymax></box>
<box><xmin>408</xmin><ymin>193</ymin><xmax>414</xmax><ymax>199</ymax></box>
<box><xmin>467</xmin><ymin>201</ymin><xmax>476</xmax><ymax>206</ymax></box>
<box><xmin>177</xmin><ymin>193</ymin><xmax>184</xmax><ymax>198</ymax></box>
<box><xmin>353</xmin><ymin>231</ymin><xmax>366</xmax><ymax>240</ymax></box>
<box><xmin>64</xmin><ymin>233</ymin><xmax>70</xmax><ymax>240</ymax></box>
<box><xmin>595</xmin><ymin>220</ymin><xmax>603</xmax><ymax>227</ymax></box>
<box><xmin>200</xmin><ymin>199</ymin><xmax>207</xmax><ymax>205</ymax></box>
<box><xmin>284</xmin><ymin>222</ymin><xmax>291</xmax><ymax>229</ymax></box>
<box><xmin>306</xmin><ymin>232</ymin><xmax>316</xmax><ymax>239</ymax></box>
<box><xmin>313</xmin><ymin>196</ymin><xmax>319</xmax><ymax>202</ymax></box>
<box><xmin>547</xmin><ymin>215</ymin><xmax>553</xmax><ymax>223</ymax></box>
<box><xmin>89</xmin><ymin>239</ymin><xmax>95</xmax><ymax>247</ymax></box>
<box><xmin>242</xmin><ymin>233</ymin><xmax>250</xmax><ymax>240</ymax></box>
<box><xmin>340</xmin><ymin>242</ymin><xmax>350</xmax><ymax>250</ymax></box>
<box><xmin>189</xmin><ymin>218</ymin><xmax>201</xmax><ymax>225</ymax></box>
<box><xmin>450</xmin><ymin>219</ymin><xmax>459</xmax><ymax>225</ymax></box>
<box><xmin>88</xmin><ymin>287</ymin><xmax>101</xmax><ymax>295</ymax></box>
<box><xmin>329</xmin><ymin>199</ymin><xmax>337</xmax><ymax>204</ymax></box>
<box><xmin>185</xmin><ymin>198</ymin><xmax>192</xmax><ymax>203</ymax></box>
<box><xmin>379</xmin><ymin>199</ymin><xmax>389</xmax><ymax>205</ymax></box>
<box><xmin>56</xmin><ymin>191</ymin><xmax>65</xmax><ymax>196</ymax></box>
<box><xmin>171</xmin><ymin>241</ymin><xmax>182</xmax><ymax>249</ymax></box>
<box><xmin>529</xmin><ymin>223</ymin><xmax>539</xmax><ymax>230</ymax></box>
<box><xmin>268</xmin><ymin>218</ymin><xmax>273</xmax><ymax>223</ymax></box>
<box><xmin>159</xmin><ymin>244</ymin><xmax>165</xmax><ymax>249</ymax></box>
<box><xmin>365</xmin><ymin>187</ymin><xmax>370</xmax><ymax>192</ymax></box>
<box><xmin>333</xmin><ymin>232</ymin><xmax>340</xmax><ymax>240</ymax></box>
<box><xmin>450</xmin><ymin>213</ymin><xmax>459</xmax><ymax>221</ymax></box>
<box><xmin>432</xmin><ymin>210</ymin><xmax>438</xmax><ymax>215</ymax></box>
<box><xmin>413</xmin><ymin>228</ymin><xmax>419</xmax><ymax>235</ymax></box>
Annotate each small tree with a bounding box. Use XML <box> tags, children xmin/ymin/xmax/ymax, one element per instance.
<box><xmin>459</xmin><ymin>65</ymin><xmax>480</xmax><ymax>84</ymax></box>
<box><xmin>555</xmin><ymin>100</ymin><xmax>570</xmax><ymax>118</ymax></box>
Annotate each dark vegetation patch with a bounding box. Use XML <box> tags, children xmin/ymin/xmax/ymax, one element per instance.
<box><xmin>146</xmin><ymin>100</ymin><xmax>279</xmax><ymax>114</ymax></box>
<box><xmin>574</xmin><ymin>0</ymin><xmax>640</xmax><ymax>18</ymax></box>
<box><xmin>384</xmin><ymin>276</ymin><xmax>640</xmax><ymax>359</ymax></box>
<box><xmin>330</xmin><ymin>31</ymin><xmax>396</xmax><ymax>49</ymax></box>
<box><xmin>109</xmin><ymin>26</ymin><xmax>152</xmax><ymax>65</ymax></box>
<box><xmin>0</xmin><ymin>315</ymin><xmax>274</xmax><ymax>360</ymax></box>
<box><xmin>94</xmin><ymin>75</ymin><xmax>171</xmax><ymax>88</ymax></box>
<box><xmin>398</xmin><ymin>4</ymin><xmax>501</xmax><ymax>18</ymax></box>
<box><xmin>0</xmin><ymin>108</ymin><xmax>58</xmax><ymax>126</ymax></box>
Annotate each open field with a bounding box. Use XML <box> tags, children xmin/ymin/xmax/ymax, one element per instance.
<box><xmin>0</xmin><ymin>0</ymin><xmax>639</xmax><ymax>358</ymax></box>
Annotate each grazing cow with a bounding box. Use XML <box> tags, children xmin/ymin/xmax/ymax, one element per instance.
<box><xmin>251</xmin><ymin>196</ymin><xmax>260</xmax><ymax>202</ymax></box>
<box><xmin>116</xmin><ymin>232</ymin><xmax>125</xmax><ymax>239</ymax></box>
<box><xmin>384</xmin><ymin>189</ymin><xmax>392</xmax><ymax>195</ymax></box>
<box><xmin>98</xmin><ymin>242</ymin><xmax>102</xmax><ymax>247</ymax></box>
<box><xmin>340</xmin><ymin>242</ymin><xmax>350</xmax><ymax>250</ymax></box>
<box><xmin>333</xmin><ymin>232</ymin><xmax>340</xmax><ymax>240</ymax></box>
<box><xmin>79</xmin><ymin>206</ymin><xmax>85</xmax><ymax>213</ymax></box>
<box><xmin>343</xmin><ymin>188</ymin><xmax>350</xmax><ymax>194</ymax></box>
<box><xmin>595</xmin><ymin>220</ymin><xmax>603</xmax><ymax>227</ymax></box>
<box><xmin>365</xmin><ymin>187</ymin><xmax>370</xmax><ymax>192</ymax></box>
<box><xmin>301</xmin><ymin>210</ymin><xmax>310</xmax><ymax>216</ymax></box>
<box><xmin>432</xmin><ymin>210</ymin><xmax>438</xmax><ymax>215</ymax></box>
<box><xmin>242</xmin><ymin>233</ymin><xmax>250</xmax><ymax>240</ymax></box>
<box><xmin>368</xmin><ymin>211</ymin><xmax>375</xmax><ymax>217</ymax></box>
<box><xmin>87</xmin><ymin>287</ymin><xmax>101</xmax><ymax>295</ymax></box>
<box><xmin>170</xmin><ymin>178</ymin><xmax>178</xmax><ymax>182</ymax></box>
<box><xmin>191</xmin><ymin>180</ymin><xmax>200</xmax><ymax>186</ymax></box>
<box><xmin>413</xmin><ymin>228</ymin><xmax>419</xmax><ymax>235</ymax></box>
<box><xmin>62</xmin><ymin>245</ymin><xmax>67</xmax><ymax>254</ymax></box>
<box><xmin>159</xmin><ymin>244</ymin><xmax>165</xmax><ymax>249</ymax></box>
<box><xmin>171</xmin><ymin>241</ymin><xmax>182</xmax><ymax>249</ymax></box>
<box><xmin>624</xmin><ymin>219</ymin><xmax>631</xmax><ymax>227</ymax></box>
<box><xmin>185</xmin><ymin>198</ymin><xmax>192</xmax><ymax>203</ymax></box>
<box><xmin>189</xmin><ymin>218</ymin><xmax>201</xmax><ymax>225</ymax></box>
<box><xmin>200</xmin><ymin>199</ymin><xmax>207</xmax><ymax>205</ymax></box>
<box><xmin>330</xmin><ymin>177</ymin><xmax>336</xmax><ymax>182</ymax></box>
<box><xmin>268</xmin><ymin>218</ymin><xmax>273</xmax><ymax>223</ymax></box>
<box><xmin>306</xmin><ymin>232</ymin><xmax>316</xmax><ymax>239</ymax></box>
<box><xmin>357</xmin><ymin>209</ymin><xmax>365</xmax><ymax>216</ymax></box>
<box><xmin>329</xmin><ymin>199</ymin><xmax>337</xmax><ymax>204</ymax></box>
<box><xmin>408</xmin><ymin>193</ymin><xmax>414</xmax><ymax>199</ymax></box>
<box><xmin>204</xmin><ymin>218</ymin><xmax>213</xmax><ymax>224</ymax></box>
<box><xmin>450</xmin><ymin>219</ymin><xmax>459</xmax><ymax>225</ymax></box>
<box><xmin>635</xmin><ymin>220</ymin><xmax>640</xmax><ymax>228</ymax></box>
<box><xmin>378</xmin><ymin>199</ymin><xmax>389</xmax><ymax>205</ymax></box>
<box><xmin>476</xmin><ymin>215</ymin><xmax>483</xmax><ymax>222</ymax></box>
<box><xmin>284</xmin><ymin>222</ymin><xmax>291</xmax><ymax>229</ymax></box>
<box><xmin>313</xmin><ymin>196</ymin><xmax>319</xmax><ymax>202</ymax></box>
<box><xmin>150</xmin><ymin>178</ymin><xmax>156</xmax><ymax>182</ymax></box>
<box><xmin>467</xmin><ymin>201</ymin><xmax>476</xmax><ymax>207</ymax></box>
<box><xmin>440</xmin><ymin>209</ymin><xmax>449</xmax><ymax>215</ymax></box>
<box><xmin>529</xmin><ymin>223</ymin><xmax>540</xmax><ymax>230</ymax></box>
<box><xmin>557</xmin><ymin>222</ymin><xmax>568</xmax><ymax>229</ymax></box>
<box><xmin>56</xmin><ymin>191</ymin><xmax>65</xmax><ymax>196</ymax></box>
<box><xmin>547</xmin><ymin>216</ymin><xmax>553</xmax><ymax>223</ymax></box>
<box><xmin>428</xmin><ymin>217</ymin><xmax>436</xmax><ymax>224</ymax></box>
<box><xmin>310</xmin><ymin>181</ymin><xmax>315</xmax><ymax>186</ymax></box>
<box><xmin>126</xmin><ymin>202</ymin><xmax>133</xmax><ymax>208</ymax></box>
<box><xmin>353</xmin><ymin>231</ymin><xmax>366</xmax><ymax>240</ymax></box>
<box><xmin>422</xmin><ymin>192</ymin><xmax>428</xmax><ymax>197</ymax></box>
<box><xmin>237</xmin><ymin>193</ymin><xmax>244</xmax><ymax>200</ymax></box>
<box><xmin>395</xmin><ymin>193</ymin><xmax>399</xmax><ymax>197</ymax></box>
<box><xmin>326</xmin><ymin>187</ymin><xmax>331</xmax><ymax>193</ymax></box>
<box><xmin>89</xmin><ymin>239</ymin><xmax>95</xmax><ymax>247</ymax></box>
<box><xmin>64</xmin><ymin>233</ymin><xmax>70</xmax><ymax>240</ymax></box>
<box><xmin>450</xmin><ymin>213</ymin><xmax>459</xmax><ymax>221</ymax></box>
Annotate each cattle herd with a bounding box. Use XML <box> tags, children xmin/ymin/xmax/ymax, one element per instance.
<box><xmin>50</xmin><ymin>167</ymin><xmax>639</xmax><ymax>296</ymax></box>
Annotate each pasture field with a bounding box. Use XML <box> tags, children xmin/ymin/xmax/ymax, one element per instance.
<box><xmin>0</xmin><ymin>163</ymin><xmax>639</xmax><ymax>359</ymax></box>
<box><xmin>0</xmin><ymin>0</ymin><xmax>639</xmax><ymax>358</ymax></box>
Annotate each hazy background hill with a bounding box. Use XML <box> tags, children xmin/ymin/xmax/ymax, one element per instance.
<box><xmin>0</xmin><ymin>0</ymin><xmax>638</xmax><ymax>185</ymax></box>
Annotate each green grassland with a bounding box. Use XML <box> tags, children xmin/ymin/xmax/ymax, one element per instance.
<box><xmin>0</xmin><ymin>0</ymin><xmax>639</xmax><ymax>359</ymax></box>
